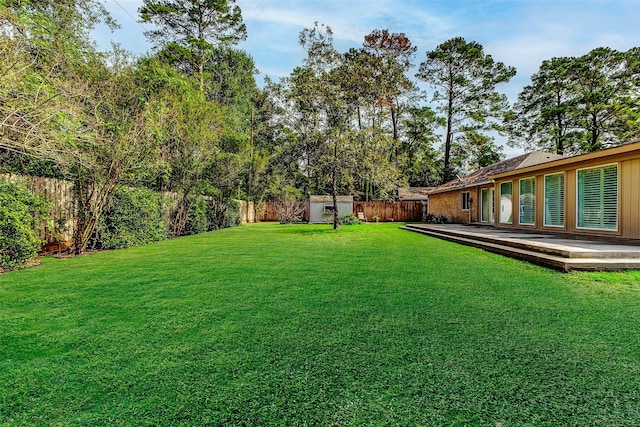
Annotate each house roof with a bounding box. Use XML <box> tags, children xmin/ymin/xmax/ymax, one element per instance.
<box><xmin>490</xmin><ymin>139</ymin><xmax>640</xmax><ymax>180</ymax></box>
<box><xmin>429</xmin><ymin>151</ymin><xmax>565</xmax><ymax>195</ymax></box>
<box><xmin>398</xmin><ymin>187</ymin><xmax>433</xmax><ymax>200</ymax></box>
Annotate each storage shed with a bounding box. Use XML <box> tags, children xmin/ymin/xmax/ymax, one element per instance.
<box><xmin>309</xmin><ymin>195</ymin><xmax>353</xmax><ymax>223</ymax></box>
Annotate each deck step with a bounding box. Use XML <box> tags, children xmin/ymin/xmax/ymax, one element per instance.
<box><xmin>401</xmin><ymin>225</ymin><xmax>640</xmax><ymax>272</ymax></box>
<box><xmin>403</xmin><ymin>224</ymin><xmax>640</xmax><ymax>259</ymax></box>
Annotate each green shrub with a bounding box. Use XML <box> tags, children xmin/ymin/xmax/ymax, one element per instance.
<box><xmin>0</xmin><ymin>181</ymin><xmax>48</xmax><ymax>271</ymax></box>
<box><xmin>183</xmin><ymin>196</ymin><xmax>209</xmax><ymax>236</ymax></box>
<box><xmin>225</xmin><ymin>199</ymin><xmax>241</xmax><ymax>228</ymax></box>
<box><xmin>338</xmin><ymin>213</ymin><xmax>361</xmax><ymax>225</ymax></box>
<box><xmin>204</xmin><ymin>197</ymin><xmax>241</xmax><ymax>231</ymax></box>
<box><xmin>97</xmin><ymin>187</ymin><xmax>170</xmax><ymax>249</ymax></box>
<box><xmin>424</xmin><ymin>213</ymin><xmax>449</xmax><ymax>224</ymax></box>
<box><xmin>175</xmin><ymin>196</ymin><xmax>242</xmax><ymax>236</ymax></box>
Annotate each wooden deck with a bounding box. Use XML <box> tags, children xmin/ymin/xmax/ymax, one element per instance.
<box><xmin>402</xmin><ymin>223</ymin><xmax>640</xmax><ymax>272</ymax></box>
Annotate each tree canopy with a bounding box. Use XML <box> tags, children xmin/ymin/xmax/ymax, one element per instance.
<box><xmin>139</xmin><ymin>0</ymin><xmax>247</xmax><ymax>91</ymax></box>
<box><xmin>416</xmin><ymin>37</ymin><xmax>516</xmax><ymax>183</ymax></box>
<box><xmin>508</xmin><ymin>47</ymin><xmax>640</xmax><ymax>155</ymax></box>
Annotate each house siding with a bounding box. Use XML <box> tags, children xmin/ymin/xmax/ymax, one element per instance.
<box><xmin>426</xmin><ymin>141</ymin><xmax>640</xmax><ymax>239</ymax></box>
<box><xmin>621</xmin><ymin>158</ymin><xmax>640</xmax><ymax>238</ymax></box>
<box><xmin>491</xmin><ymin>142</ymin><xmax>640</xmax><ymax>239</ymax></box>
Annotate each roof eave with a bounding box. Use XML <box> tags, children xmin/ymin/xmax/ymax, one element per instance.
<box><xmin>489</xmin><ymin>140</ymin><xmax>640</xmax><ymax>180</ymax></box>
<box><xmin>428</xmin><ymin>179</ymin><xmax>493</xmax><ymax>195</ymax></box>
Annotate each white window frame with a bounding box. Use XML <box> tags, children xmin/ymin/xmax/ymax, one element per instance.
<box><xmin>461</xmin><ymin>191</ymin><xmax>471</xmax><ymax>211</ymax></box>
<box><xmin>576</xmin><ymin>163</ymin><xmax>618</xmax><ymax>232</ymax></box>
<box><xmin>480</xmin><ymin>188</ymin><xmax>489</xmax><ymax>222</ymax></box>
<box><xmin>544</xmin><ymin>172</ymin><xmax>565</xmax><ymax>228</ymax></box>
<box><xmin>323</xmin><ymin>203</ymin><xmax>335</xmax><ymax>215</ymax></box>
<box><xmin>518</xmin><ymin>177</ymin><xmax>536</xmax><ymax>226</ymax></box>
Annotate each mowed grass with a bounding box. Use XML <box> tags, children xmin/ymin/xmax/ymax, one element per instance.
<box><xmin>1</xmin><ymin>223</ymin><xmax>640</xmax><ymax>426</ymax></box>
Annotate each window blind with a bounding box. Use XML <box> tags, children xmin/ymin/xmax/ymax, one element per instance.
<box><xmin>519</xmin><ymin>177</ymin><xmax>535</xmax><ymax>225</ymax></box>
<box><xmin>481</xmin><ymin>189</ymin><xmax>489</xmax><ymax>222</ymax></box>
<box><xmin>577</xmin><ymin>165</ymin><xmax>618</xmax><ymax>230</ymax></box>
<box><xmin>461</xmin><ymin>191</ymin><xmax>471</xmax><ymax>210</ymax></box>
<box><xmin>544</xmin><ymin>174</ymin><xmax>564</xmax><ymax>227</ymax></box>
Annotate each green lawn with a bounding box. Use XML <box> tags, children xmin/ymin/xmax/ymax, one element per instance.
<box><xmin>1</xmin><ymin>223</ymin><xmax>639</xmax><ymax>426</ymax></box>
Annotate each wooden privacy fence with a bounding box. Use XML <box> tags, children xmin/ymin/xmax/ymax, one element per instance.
<box><xmin>259</xmin><ymin>201</ymin><xmax>310</xmax><ymax>222</ymax></box>
<box><xmin>238</xmin><ymin>200</ymin><xmax>256</xmax><ymax>224</ymax></box>
<box><xmin>2</xmin><ymin>173</ymin><xmax>259</xmax><ymax>245</ymax></box>
<box><xmin>1</xmin><ymin>173</ymin><xmax>76</xmax><ymax>243</ymax></box>
<box><xmin>259</xmin><ymin>201</ymin><xmax>425</xmax><ymax>222</ymax></box>
<box><xmin>354</xmin><ymin>201</ymin><xmax>425</xmax><ymax>222</ymax></box>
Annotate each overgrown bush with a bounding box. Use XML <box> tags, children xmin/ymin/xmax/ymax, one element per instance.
<box><xmin>275</xmin><ymin>201</ymin><xmax>306</xmax><ymax>224</ymax></box>
<box><xmin>0</xmin><ymin>181</ymin><xmax>48</xmax><ymax>271</ymax></box>
<box><xmin>205</xmin><ymin>198</ymin><xmax>241</xmax><ymax>230</ymax></box>
<box><xmin>224</xmin><ymin>199</ymin><xmax>242</xmax><ymax>228</ymax></box>
<box><xmin>271</xmin><ymin>183</ymin><xmax>305</xmax><ymax>224</ymax></box>
<box><xmin>97</xmin><ymin>187</ymin><xmax>170</xmax><ymax>249</ymax></box>
<box><xmin>338</xmin><ymin>213</ymin><xmax>361</xmax><ymax>225</ymax></box>
<box><xmin>183</xmin><ymin>196</ymin><xmax>209</xmax><ymax>235</ymax></box>
<box><xmin>424</xmin><ymin>213</ymin><xmax>449</xmax><ymax>224</ymax></box>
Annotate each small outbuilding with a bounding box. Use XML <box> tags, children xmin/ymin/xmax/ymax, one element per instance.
<box><xmin>309</xmin><ymin>195</ymin><xmax>353</xmax><ymax>223</ymax></box>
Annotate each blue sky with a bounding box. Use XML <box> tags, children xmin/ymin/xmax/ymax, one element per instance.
<box><xmin>94</xmin><ymin>0</ymin><xmax>639</xmax><ymax>156</ymax></box>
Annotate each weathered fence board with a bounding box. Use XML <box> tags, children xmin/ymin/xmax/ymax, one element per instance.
<box><xmin>259</xmin><ymin>201</ymin><xmax>310</xmax><ymax>222</ymax></box>
<box><xmin>2</xmin><ymin>174</ymin><xmax>259</xmax><ymax>246</ymax></box>
<box><xmin>2</xmin><ymin>173</ymin><xmax>75</xmax><ymax>243</ymax></box>
<box><xmin>238</xmin><ymin>200</ymin><xmax>256</xmax><ymax>224</ymax></box>
<box><xmin>353</xmin><ymin>201</ymin><xmax>425</xmax><ymax>222</ymax></box>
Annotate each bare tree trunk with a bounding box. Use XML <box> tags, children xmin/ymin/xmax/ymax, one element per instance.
<box><xmin>172</xmin><ymin>193</ymin><xmax>192</xmax><ymax>237</ymax></box>
<box><xmin>71</xmin><ymin>178</ymin><xmax>119</xmax><ymax>254</ymax></box>
<box><xmin>332</xmin><ymin>138</ymin><xmax>339</xmax><ymax>230</ymax></box>
<box><xmin>443</xmin><ymin>89</ymin><xmax>454</xmax><ymax>184</ymax></box>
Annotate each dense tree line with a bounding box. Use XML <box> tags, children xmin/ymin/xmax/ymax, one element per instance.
<box><xmin>507</xmin><ymin>48</ymin><xmax>640</xmax><ymax>155</ymax></box>
<box><xmin>1</xmin><ymin>0</ymin><xmax>638</xmax><ymax>240</ymax></box>
<box><xmin>0</xmin><ymin>0</ymin><xmax>258</xmax><ymax>253</ymax></box>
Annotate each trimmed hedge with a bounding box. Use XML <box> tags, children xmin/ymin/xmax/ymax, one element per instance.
<box><xmin>338</xmin><ymin>213</ymin><xmax>362</xmax><ymax>225</ymax></box>
<box><xmin>0</xmin><ymin>181</ymin><xmax>48</xmax><ymax>271</ymax></box>
<box><xmin>207</xmin><ymin>198</ymin><xmax>241</xmax><ymax>230</ymax></box>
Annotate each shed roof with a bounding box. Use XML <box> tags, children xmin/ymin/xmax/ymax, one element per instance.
<box><xmin>398</xmin><ymin>187</ymin><xmax>433</xmax><ymax>200</ymax></box>
<box><xmin>429</xmin><ymin>151</ymin><xmax>565</xmax><ymax>194</ymax></box>
<box><xmin>309</xmin><ymin>195</ymin><xmax>354</xmax><ymax>203</ymax></box>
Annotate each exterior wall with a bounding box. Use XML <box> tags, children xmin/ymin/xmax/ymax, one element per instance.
<box><xmin>621</xmin><ymin>158</ymin><xmax>640</xmax><ymax>239</ymax></box>
<box><xmin>309</xmin><ymin>195</ymin><xmax>354</xmax><ymax>223</ymax></box>
<box><xmin>492</xmin><ymin>144</ymin><xmax>640</xmax><ymax>239</ymax></box>
<box><xmin>428</xmin><ymin>187</ymin><xmax>479</xmax><ymax>224</ymax></box>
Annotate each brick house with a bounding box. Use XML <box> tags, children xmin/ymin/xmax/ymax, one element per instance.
<box><xmin>489</xmin><ymin>140</ymin><xmax>640</xmax><ymax>239</ymax></box>
<box><xmin>427</xmin><ymin>152</ymin><xmax>564</xmax><ymax>224</ymax></box>
<box><xmin>428</xmin><ymin>140</ymin><xmax>640</xmax><ymax>240</ymax></box>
